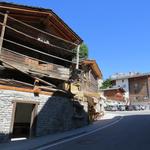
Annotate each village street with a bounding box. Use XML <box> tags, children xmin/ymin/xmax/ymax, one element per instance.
<box><xmin>0</xmin><ymin>2</ymin><xmax>150</xmax><ymax>150</ymax></box>
<box><xmin>37</xmin><ymin>111</ymin><xmax>150</xmax><ymax>150</ymax></box>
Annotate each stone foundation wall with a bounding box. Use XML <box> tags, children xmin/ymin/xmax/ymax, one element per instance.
<box><xmin>0</xmin><ymin>90</ymin><xmax>88</xmax><ymax>143</ymax></box>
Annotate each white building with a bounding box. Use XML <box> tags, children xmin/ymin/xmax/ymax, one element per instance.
<box><xmin>110</xmin><ymin>72</ymin><xmax>150</xmax><ymax>105</ymax></box>
<box><xmin>113</xmin><ymin>78</ymin><xmax>129</xmax><ymax>101</ymax></box>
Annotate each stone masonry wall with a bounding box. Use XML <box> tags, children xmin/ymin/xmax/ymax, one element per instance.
<box><xmin>0</xmin><ymin>90</ymin><xmax>88</xmax><ymax>143</ymax></box>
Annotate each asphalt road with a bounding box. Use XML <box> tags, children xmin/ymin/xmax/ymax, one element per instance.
<box><xmin>41</xmin><ymin>112</ymin><xmax>150</xmax><ymax>150</ymax></box>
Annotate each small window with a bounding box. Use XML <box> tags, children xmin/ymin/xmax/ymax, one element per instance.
<box><xmin>134</xmin><ymin>83</ymin><xmax>140</xmax><ymax>94</ymax></box>
<box><xmin>112</xmin><ymin>81</ymin><xmax>116</xmax><ymax>86</ymax></box>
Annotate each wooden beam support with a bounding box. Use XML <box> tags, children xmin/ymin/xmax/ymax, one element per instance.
<box><xmin>9</xmin><ymin>101</ymin><xmax>16</xmax><ymax>138</ymax></box>
<box><xmin>0</xmin><ymin>13</ymin><xmax>8</xmax><ymax>54</ymax></box>
<box><xmin>76</xmin><ymin>45</ymin><xmax>80</xmax><ymax>69</ymax></box>
<box><xmin>0</xmin><ymin>85</ymin><xmax>54</xmax><ymax>95</ymax></box>
<box><xmin>5</xmin><ymin>24</ymin><xmax>75</xmax><ymax>55</ymax></box>
<box><xmin>4</xmin><ymin>39</ymin><xmax>73</xmax><ymax>63</ymax></box>
<box><xmin>0</xmin><ymin>6</ymin><xmax>50</xmax><ymax>16</ymax></box>
<box><xmin>4</xmin><ymin>12</ymin><xmax>78</xmax><ymax>46</ymax></box>
<box><xmin>0</xmin><ymin>59</ymin><xmax>56</xmax><ymax>88</ymax></box>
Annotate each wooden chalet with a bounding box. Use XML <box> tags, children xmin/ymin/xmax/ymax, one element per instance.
<box><xmin>102</xmin><ymin>87</ymin><xmax>125</xmax><ymax>101</ymax></box>
<box><xmin>0</xmin><ymin>3</ymin><xmax>90</xmax><ymax>142</ymax></box>
<box><xmin>68</xmin><ymin>59</ymin><xmax>103</xmax><ymax>121</ymax></box>
<box><xmin>0</xmin><ymin>2</ymin><xmax>82</xmax><ymax>90</ymax></box>
<box><xmin>80</xmin><ymin>60</ymin><xmax>102</xmax><ymax>93</ymax></box>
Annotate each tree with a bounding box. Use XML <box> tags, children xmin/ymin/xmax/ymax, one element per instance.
<box><xmin>100</xmin><ymin>78</ymin><xmax>113</xmax><ymax>89</ymax></box>
<box><xmin>79</xmin><ymin>43</ymin><xmax>89</xmax><ymax>59</ymax></box>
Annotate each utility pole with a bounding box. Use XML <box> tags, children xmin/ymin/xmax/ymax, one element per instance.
<box><xmin>0</xmin><ymin>13</ymin><xmax>8</xmax><ymax>54</ymax></box>
<box><xmin>76</xmin><ymin>45</ymin><xmax>80</xmax><ymax>69</ymax></box>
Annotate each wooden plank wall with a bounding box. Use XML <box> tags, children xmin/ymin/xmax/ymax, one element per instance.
<box><xmin>1</xmin><ymin>49</ymin><xmax>69</xmax><ymax>80</ymax></box>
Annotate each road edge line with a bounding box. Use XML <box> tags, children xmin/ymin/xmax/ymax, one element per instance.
<box><xmin>36</xmin><ymin>116</ymin><xmax>123</xmax><ymax>150</ymax></box>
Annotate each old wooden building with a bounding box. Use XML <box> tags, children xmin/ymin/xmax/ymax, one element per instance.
<box><xmin>0</xmin><ymin>2</ymin><xmax>89</xmax><ymax>142</ymax></box>
<box><xmin>68</xmin><ymin>60</ymin><xmax>104</xmax><ymax>121</ymax></box>
<box><xmin>80</xmin><ymin>60</ymin><xmax>102</xmax><ymax>93</ymax></box>
<box><xmin>111</xmin><ymin>72</ymin><xmax>150</xmax><ymax>107</ymax></box>
<box><xmin>102</xmin><ymin>87</ymin><xmax>125</xmax><ymax>101</ymax></box>
<box><xmin>0</xmin><ymin>2</ymin><xmax>82</xmax><ymax>86</ymax></box>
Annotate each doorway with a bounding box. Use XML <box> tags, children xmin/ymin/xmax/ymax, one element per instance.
<box><xmin>11</xmin><ymin>102</ymin><xmax>37</xmax><ymax>139</ymax></box>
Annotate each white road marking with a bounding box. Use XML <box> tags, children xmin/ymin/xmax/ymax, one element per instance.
<box><xmin>36</xmin><ymin>116</ymin><xmax>123</xmax><ymax>150</ymax></box>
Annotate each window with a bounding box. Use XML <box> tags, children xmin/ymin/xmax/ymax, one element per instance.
<box><xmin>112</xmin><ymin>81</ymin><xmax>116</xmax><ymax>86</ymax></box>
<box><xmin>134</xmin><ymin>83</ymin><xmax>140</xmax><ymax>93</ymax></box>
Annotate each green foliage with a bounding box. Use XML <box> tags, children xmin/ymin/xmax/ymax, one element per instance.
<box><xmin>79</xmin><ymin>43</ymin><xmax>89</xmax><ymax>59</ymax></box>
<box><xmin>100</xmin><ymin>78</ymin><xmax>113</xmax><ymax>89</ymax></box>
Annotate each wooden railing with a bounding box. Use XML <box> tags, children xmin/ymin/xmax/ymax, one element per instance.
<box><xmin>80</xmin><ymin>79</ymin><xmax>99</xmax><ymax>92</ymax></box>
<box><xmin>1</xmin><ymin>48</ymin><xmax>70</xmax><ymax>81</ymax></box>
<box><xmin>0</xmin><ymin>12</ymin><xmax>77</xmax><ymax>64</ymax></box>
<box><xmin>0</xmin><ymin>12</ymin><xmax>77</xmax><ymax>50</ymax></box>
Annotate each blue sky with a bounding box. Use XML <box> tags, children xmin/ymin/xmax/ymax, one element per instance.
<box><xmin>3</xmin><ymin>0</ymin><xmax>150</xmax><ymax>79</ymax></box>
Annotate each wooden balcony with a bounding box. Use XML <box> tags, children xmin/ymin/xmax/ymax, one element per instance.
<box><xmin>1</xmin><ymin>48</ymin><xmax>70</xmax><ymax>81</ymax></box>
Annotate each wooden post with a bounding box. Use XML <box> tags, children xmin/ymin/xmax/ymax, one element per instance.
<box><xmin>76</xmin><ymin>45</ymin><xmax>80</xmax><ymax>69</ymax></box>
<box><xmin>30</xmin><ymin>104</ymin><xmax>38</xmax><ymax>138</ymax></box>
<box><xmin>0</xmin><ymin>13</ymin><xmax>8</xmax><ymax>54</ymax></box>
<box><xmin>9</xmin><ymin>101</ymin><xmax>16</xmax><ymax>139</ymax></box>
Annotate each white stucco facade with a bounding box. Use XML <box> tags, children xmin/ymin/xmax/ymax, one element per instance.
<box><xmin>113</xmin><ymin>78</ymin><xmax>129</xmax><ymax>101</ymax></box>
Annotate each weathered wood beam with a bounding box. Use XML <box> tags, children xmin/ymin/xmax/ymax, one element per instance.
<box><xmin>0</xmin><ymin>59</ymin><xmax>56</xmax><ymax>88</ymax></box>
<box><xmin>0</xmin><ymin>13</ymin><xmax>8</xmax><ymax>54</ymax></box>
<box><xmin>9</xmin><ymin>14</ymin><xmax>45</xmax><ymax>21</ymax></box>
<box><xmin>4</xmin><ymin>39</ymin><xmax>73</xmax><ymax>63</ymax></box>
<box><xmin>0</xmin><ymin>6</ymin><xmax>50</xmax><ymax>16</ymax></box>
<box><xmin>5</xmin><ymin>24</ymin><xmax>75</xmax><ymax>55</ymax></box>
<box><xmin>0</xmin><ymin>78</ymin><xmax>34</xmax><ymax>87</ymax></box>
<box><xmin>2</xmin><ymin>47</ymin><xmax>69</xmax><ymax>72</ymax></box>
<box><xmin>0</xmin><ymin>12</ymin><xmax>78</xmax><ymax>46</ymax></box>
<box><xmin>0</xmin><ymin>85</ymin><xmax>53</xmax><ymax>95</ymax></box>
<box><xmin>47</xmin><ymin>18</ymin><xmax>71</xmax><ymax>41</ymax></box>
<box><xmin>76</xmin><ymin>45</ymin><xmax>80</xmax><ymax>69</ymax></box>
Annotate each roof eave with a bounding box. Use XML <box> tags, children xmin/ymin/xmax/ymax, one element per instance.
<box><xmin>0</xmin><ymin>1</ymin><xmax>83</xmax><ymax>44</ymax></box>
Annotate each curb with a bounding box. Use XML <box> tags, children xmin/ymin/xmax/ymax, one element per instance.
<box><xmin>30</xmin><ymin>131</ymin><xmax>87</xmax><ymax>150</ymax></box>
<box><xmin>0</xmin><ymin>116</ymin><xmax>122</xmax><ymax>150</ymax></box>
<box><xmin>32</xmin><ymin>116</ymin><xmax>122</xmax><ymax>150</ymax></box>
